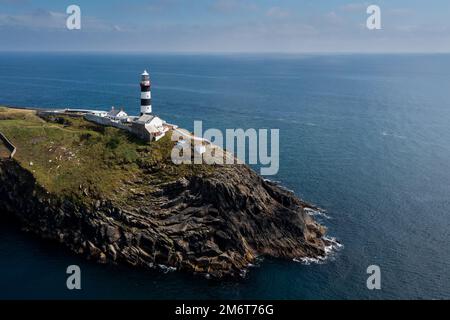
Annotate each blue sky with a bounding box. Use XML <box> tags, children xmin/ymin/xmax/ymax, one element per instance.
<box><xmin>1</xmin><ymin>0</ymin><xmax>449</xmax><ymax>52</ymax></box>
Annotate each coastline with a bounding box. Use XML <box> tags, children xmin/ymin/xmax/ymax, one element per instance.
<box><xmin>0</xmin><ymin>106</ymin><xmax>331</xmax><ymax>279</ymax></box>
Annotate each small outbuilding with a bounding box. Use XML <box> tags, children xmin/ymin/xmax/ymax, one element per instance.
<box><xmin>131</xmin><ymin>114</ymin><xmax>168</xmax><ymax>141</ymax></box>
<box><xmin>107</xmin><ymin>107</ymin><xmax>128</xmax><ymax>120</ymax></box>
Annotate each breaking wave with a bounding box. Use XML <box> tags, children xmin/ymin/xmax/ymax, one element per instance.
<box><xmin>381</xmin><ymin>131</ymin><xmax>406</xmax><ymax>139</ymax></box>
<box><xmin>304</xmin><ymin>207</ymin><xmax>331</xmax><ymax>219</ymax></box>
<box><xmin>293</xmin><ymin>236</ymin><xmax>343</xmax><ymax>265</ymax></box>
<box><xmin>158</xmin><ymin>264</ymin><xmax>177</xmax><ymax>274</ymax></box>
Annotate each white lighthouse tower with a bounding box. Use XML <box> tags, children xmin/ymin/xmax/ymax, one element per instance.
<box><xmin>140</xmin><ymin>70</ymin><xmax>152</xmax><ymax>115</ymax></box>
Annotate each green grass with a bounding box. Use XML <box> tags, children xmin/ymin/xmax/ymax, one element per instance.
<box><xmin>0</xmin><ymin>108</ymin><xmax>213</xmax><ymax>205</ymax></box>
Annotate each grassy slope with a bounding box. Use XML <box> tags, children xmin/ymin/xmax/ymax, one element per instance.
<box><xmin>0</xmin><ymin>107</ymin><xmax>210</xmax><ymax>205</ymax></box>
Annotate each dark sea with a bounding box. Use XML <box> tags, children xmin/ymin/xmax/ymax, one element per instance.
<box><xmin>0</xmin><ymin>53</ymin><xmax>449</xmax><ymax>299</ymax></box>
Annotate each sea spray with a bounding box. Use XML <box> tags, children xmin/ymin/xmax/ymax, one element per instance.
<box><xmin>293</xmin><ymin>236</ymin><xmax>343</xmax><ymax>265</ymax></box>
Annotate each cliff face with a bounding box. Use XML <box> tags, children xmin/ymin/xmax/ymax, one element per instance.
<box><xmin>0</xmin><ymin>107</ymin><xmax>330</xmax><ymax>278</ymax></box>
<box><xmin>0</xmin><ymin>158</ymin><xmax>328</xmax><ymax>278</ymax></box>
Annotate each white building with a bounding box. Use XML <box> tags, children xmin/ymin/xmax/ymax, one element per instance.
<box><xmin>92</xmin><ymin>110</ymin><xmax>108</xmax><ymax>117</ymax></box>
<box><xmin>131</xmin><ymin>114</ymin><xmax>168</xmax><ymax>141</ymax></box>
<box><xmin>107</xmin><ymin>107</ymin><xmax>128</xmax><ymax>120</ymax></box>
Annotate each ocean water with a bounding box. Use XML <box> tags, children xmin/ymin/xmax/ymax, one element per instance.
<box><xmin>0</xmin><ymin>53</ymin><xmax>449</xmax><ymax>299</ymax></box>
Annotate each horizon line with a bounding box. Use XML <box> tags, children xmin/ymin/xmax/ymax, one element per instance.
<box><xmin>0</xmin><ymin>50</ymin><xmax>449</xmax><ymax>55</ymax></box>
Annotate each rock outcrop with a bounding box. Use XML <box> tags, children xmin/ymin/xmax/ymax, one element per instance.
<box><xmin>0</xmin><ymin>158</ymin><xmax>329</xmax><ymax>278</ymax></box>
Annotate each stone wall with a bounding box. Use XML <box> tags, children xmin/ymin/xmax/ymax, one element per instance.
<box><xmin>84</xmin><ymin>114</ymin><xmax>134</xmax><ymax>133</ymax></box>
<box><xmin>85</xmin><ymin>114</ymin><xmax>152</xmax><ymax>142</ymax></box>
<box><xmin>0</xmin><ymin>131</ymin><xmax>16</xmax><ymax>158</ymax></box>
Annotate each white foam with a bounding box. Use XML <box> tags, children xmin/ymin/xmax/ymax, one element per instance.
<box><xmin>304</xmin><ymin>207</ymin><xmax>331</xmax><ymax>219</ymax></box>
<box><xmin>323</xmin><ymin>236</ymin><xmax>343</xmax><ymax>254</ymax></box>
<box><xmin>263</xmin><ymin>178</ymin><xmax>295</xmax><ymax>193</ymax></box>
<box><xmin>293</xmin><ymin>257</ymin><xmax>322</xmax><ymax>265</ymax></box>
<box><xmin>158</xmin><ymin>264</ymin><xmax>177</xmax><ymax>273</ymax></box>
<box><xmin>263</xmin><ymin>178</ymin><xmax>281</xmax><ymax>184</ymax></box>
<box><xmin>381</xmin><ymin>131</ymin><xmax>406</xmax><ymax>139</ymax></box>
<box><xmin>293</xmin><ymin>236</ymin><xmax>343</xmax><ymax>265</ymax></box>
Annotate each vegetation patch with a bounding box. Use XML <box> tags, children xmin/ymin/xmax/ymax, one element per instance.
<box><xmin>0</xmin><ymin>107</ymin><xmax>212</xmax><ymax>205</ymax></box>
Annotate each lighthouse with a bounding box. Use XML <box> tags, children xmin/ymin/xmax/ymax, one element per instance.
<box><xmin>140</xmin><ymin>70</ymin><xmax>152</xmax><ymax>115</ymax></box>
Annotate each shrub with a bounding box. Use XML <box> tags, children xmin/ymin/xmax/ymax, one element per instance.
<box><xmin>106</xmin><ymin>136</ymin><xmax>120</xmax><ymax>149</ymax></box>
<box><xmin>79</xmin><ymin>133</ymin><xmax>92</xmax><ymax>142</ymax></box>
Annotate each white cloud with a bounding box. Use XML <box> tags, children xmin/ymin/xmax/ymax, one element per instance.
<box><xmin>324</xmin><ymin>11</ymin><xmax>344</xmax><ymax>25</ymax></box>
<box><xmin>0</xmin><ymin>9</ymin><xmax>65</xmax><ymax>29</ymax></box>
<box><xmin>0</xmin><ymin>0</ymin><xmax>29</xmax><ymax>4</ymax></box>
<box><xmin>0</xmin><ymin>2</ymin><xmax>449</xmax><ymax>53</ymax></box>
<box><xmin>341</xmin><ymin>2</ymin><xmax>369</xmax><ymax>13</ymax></box>
<box><xmin>0</xmin><ymin>8</ymin><xmax>120</xmax><ymax>32</ymax></box>
<box><xmin>266</xmin><ymin>6</ymin><xmax>290</xmax><ymax>19</ymax></box>
<box><xmin>209</xmin><ymin>0</ymin><xmax>258</xmax><ymax>14</ymax></box>
<box><xmin>387</xmin><ymin>8</ymin><xmax>413</xmax><ymax>16</ymax></box>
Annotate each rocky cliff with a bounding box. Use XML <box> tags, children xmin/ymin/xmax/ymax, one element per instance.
<box><xmin>0</xmin><ymin>107</ymin><xmax>331</xmax><ymax>278</ymax></box>
<box><xmin>0</xmin><ymin>158</ymin><xmax>331</xmax><ymax>278</ymax></box>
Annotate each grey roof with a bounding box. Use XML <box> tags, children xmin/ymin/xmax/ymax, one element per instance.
<box><xmin>108</xmin><ymin>109</ymin><xmax>127</xmax><ymax>117</ymax></box>
<box><xmin>136</xmin><ymin>114</ymin><xmax>155</xmax><ymax>124</ymax></box>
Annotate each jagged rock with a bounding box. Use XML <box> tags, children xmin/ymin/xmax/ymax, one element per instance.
<box><xmin>105</xmin><ymin>225</ymin><xmax>121</xmax><ymax>243</ymax></box>
<box><xmin>0</xmin><ymin>159</ymin><xmax>329</xmax><ymax>278</ymax></box>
